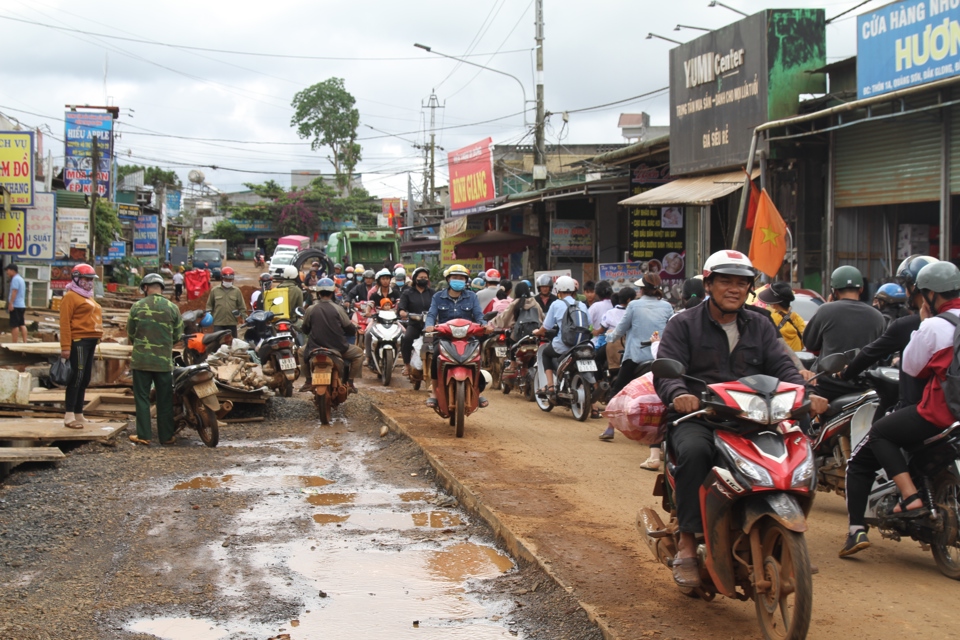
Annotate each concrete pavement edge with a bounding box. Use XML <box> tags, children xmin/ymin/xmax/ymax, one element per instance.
<box><xmin>367</xmin><ymin>397</ymin><xmax>619</xmax><ymax>640</ymax></box>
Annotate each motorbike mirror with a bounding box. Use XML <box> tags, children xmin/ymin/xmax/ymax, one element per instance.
<box><xmin>651</xmin><ymin>358</ymin><xmax>685</xmax><ymax>379</ymax></box>
<box><xmin>817</xmin><ymin>352</ymin><xmax>850</xmax><ymax>375</ymax></box>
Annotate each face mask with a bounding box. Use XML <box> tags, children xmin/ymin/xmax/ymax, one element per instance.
<box><xmin>222</xmin><ymin>281</ymin><xmax>233</xmax><ymax>289</ymax></box>
<box><xmin>347</xmin><ymin>274</ymin><xmax>354</xmax><ymax>280</ymax></box>
<box><xmin>416</xmin><ymin>279</ymin><xmax>428</xmax><ymax>288</ymax></box>
<box><xmin>449</xmin><ymin>279</ymin><xmax>466</xmax><ymax>292</ymax></box>
<box><xmin>77</xmin><ymin>278</ymin><xmax>95</xmax><ymax>292</ymax></box>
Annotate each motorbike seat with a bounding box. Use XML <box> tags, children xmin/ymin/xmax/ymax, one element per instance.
<box><xmin>824</xmin><ymin>393</ymin><xmax>864</xmax><ymax>418</ymax></box>
<box><xmin>906</xmin><ymin>422</ymin><xmax>960</xmax><ymax>454</ymax></box>
<box><xmin>202</xmin><ymin>330</ymin><xmax>233</xmax><ymax>346</ymax></box>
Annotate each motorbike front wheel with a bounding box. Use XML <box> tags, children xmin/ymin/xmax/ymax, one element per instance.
<box><xmin>932</xmin><ymin>473</ymin><xmax>960</xmax><ymax>580</ymax></box>
<box><xmin>382</xmin><ymin>350</ymin><xmax>394</xmax><ymax>386</ymax></box>
<box><xmin>535</xmin><ymin>374</ymin><xmax>553</xmax><ymax>412</ymax></box>
<box><xmin>192</xmin><ymin>395</ymin><xmax>219</xmax><ymax>448</ymax></box>
<box><xmin>455</xmin><ymin>380</ymin><xmax>466</xmax><ymax>438</ymax></box>
<box><xmin>754</xmin><ymin>521</ymin><xmax>812</xmax><ymax>640</ymax></box>
<box><xmin>569</xmin><ymin>374</ymin><xmax>592</xmax><ymax>422</ymax></box>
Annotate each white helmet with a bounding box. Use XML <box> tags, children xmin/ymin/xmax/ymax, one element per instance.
<box><xmin>281</xmin><ymin>265</ymin><xmax>299</xmax><ymax>280</ymax></box>
<box><xmin>555</xmin><ymin>275</ymin><xmax>577</xmax><ymax>293</ymax></box>
<box><xmin>394</xmin><ymin>267</ymin><xmax>406</xmax><ymax>278</ymax></box>
<box><xmin>375</xmin><ymin>268</ymin><xmax>392</xmax><ymax>280</ymax></box>
<box><xmin>702</xmin><ymin>250</ymin><xmax>757</xmax><ymax>280</ymax></box>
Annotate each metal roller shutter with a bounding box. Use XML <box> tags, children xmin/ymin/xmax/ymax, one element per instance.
<box><xmin>952</xmin><ymin>105</ymin><xmax>960</xmax><ymax>194</ymax></box>
<box><xmin>835</xmin><ymin>110</ymin><xmax>942</xmax><ymax>208</ymax></box>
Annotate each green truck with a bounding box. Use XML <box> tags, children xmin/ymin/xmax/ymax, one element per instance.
<box><xmin>325</xmin><ymin>228</ymin><xmax>400</xmax><ymax>269</ymax></box>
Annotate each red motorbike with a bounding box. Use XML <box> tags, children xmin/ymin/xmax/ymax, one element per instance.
<box><xmin>636</xmin><ymin>357</ymin><xmax>842</xmax><ymax>640</ymax></box>
<box><xmin>428</xmin><ymin>318</ymin><xmax>486</xmax><ymax>438</ymax></box>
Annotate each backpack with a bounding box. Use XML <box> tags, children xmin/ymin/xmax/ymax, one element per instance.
<box><xmin>560</xmin><ymin>299</ymin><xmax>591</xmax><ymax>348</ymax></box>
<box><xmin>937</xmin><ymin>312</ymin><xmax>960</xmax><ymax>421</ymax></box>
<box><xmin>512</xmin><ymin>303</ymin><xmax>541</xmax><ymax>341</ymax></box>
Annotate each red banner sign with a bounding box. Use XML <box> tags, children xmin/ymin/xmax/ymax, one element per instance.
<box><xmin>448</xmin><ymin>138</ymin><xmax>494</xmax><ymax>216</ymax></box>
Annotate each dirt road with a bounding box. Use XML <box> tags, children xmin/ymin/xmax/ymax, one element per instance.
<box><xmin>364</xmin><ymin>377</ymin><xmax>960</xmax><ymax>640</ymax></box>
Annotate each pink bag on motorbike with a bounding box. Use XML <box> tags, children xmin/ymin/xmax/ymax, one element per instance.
<box><xmin>603</xmin><ymin>372</ymin><xmax>667</xmax><ymax>444</ymax></box>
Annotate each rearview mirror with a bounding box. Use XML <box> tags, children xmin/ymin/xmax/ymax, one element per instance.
<box><xmin>652</xmin><ymin>358</ymin><xmax>685</xmax><ymax>379</ymax></box>
<box><xmin>817</xmin><ymin>352</ymin><xmax>850</xmax><ymax>375</ymax></box>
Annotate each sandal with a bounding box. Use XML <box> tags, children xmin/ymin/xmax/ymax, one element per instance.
<box><xmin>893</xmin><ymin>492</ymin><xmax>929</xmax><ymax>518</ymax></box>
<box><xmin>639</xmin><ymin>458</ymin><xmax>661</xmax><ymax>471</ymax></box>
<box><xmin>160</xmin><ymin>437</ymin><xmax>177</xmax><ymax>446</ymax></box>
<box><xmin>590</xmin><ymin>408</ymin><xmax>602</xmax><ymax>420</ymax></box>
<box><xmin>128</xmin><ymin>435</ymin><xmax>150</xmax><ymax>446</ymax></box>
<box><xmin>536</xmin><ymin>385</ymin><xmax>556</xmax><ymax>399</ymax></box>
<box><xmin>64</xmin><ymin>421</ymin><xmax>84</xmax><ymax>430</ymax></box>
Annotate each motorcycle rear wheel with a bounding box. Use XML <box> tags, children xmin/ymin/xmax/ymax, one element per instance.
<box><xmin>501</xmin><ymin>378</ymin><xmax>511</xmax><ymax>394</ymax></box>
<box><xmin>932</xmin><ymin>473</ymin><xmax>960</xmax><ymax>580</ymax></box>
<box><xmin>315</xmin><ymin>393</ymin><xmax>332</xmax><ymax>425</ymax></box>
<box><xmin>524</xmin><ymin>370</ymin><xmax>536</xmax><ymax>402</ymax></box>
<box><xmin>570</xmin><ymin>374</ymin><xmax>591</xmax><ymax>422</ymax></box>
<box><xmin>281</xmin><ymin>377</ymin><xmax>293</xmax><ymax>398</ymax></box>
<box><xmin>382</xmin><ymin>350</ymin><xmax>394</xmax><ymax>386</ymax></box>
<box><xmin>192</xmin><ymin>396</ymin><xmax>219</xmax><ymax>448</ymax></box>
<box><xmin>455</xmin><ymin>380</ymin><xmax>466</xmax><ymax>438</ymax></box>
<box><xmin>754</xmin><ymin>521</ymin><xmax>812</xmax><ymax>640</ymax></box>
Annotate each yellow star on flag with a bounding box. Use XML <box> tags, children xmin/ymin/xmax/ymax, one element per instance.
<box><xmin>760</xmin><ymin>226</ymin><xmax>779</xmax><ymax>246</ymax></box>
<box><xmin>748</xmin><ymin>188</ymin><xmax>788</xmax><ymax>278</ymax></box>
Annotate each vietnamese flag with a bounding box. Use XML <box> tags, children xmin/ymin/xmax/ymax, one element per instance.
<box><xmin>387</xmin><ymin>202</ymin><xmax>396</xmax><ymax>228</ymax></box>
<box><xmin>748</xmin><ymin>188</ymin><xmax>787</xmax><ymax>278</ymax></box>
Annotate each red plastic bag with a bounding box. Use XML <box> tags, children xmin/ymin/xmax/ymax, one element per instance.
<box><xmin>603</xmin><ymin>372</ymin><xmax>667</xmax><ymax>444</ymax></box>
<box><xmin>185</xmin><ymin>269</ymin><xmax>211</xmax><ymax>301</ymax></box>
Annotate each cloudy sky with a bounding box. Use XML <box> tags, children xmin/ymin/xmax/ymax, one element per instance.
<box><xmin>0</xmin><ymin>0</ymin><xmax>869</xmax><ymax>199</ymax></box>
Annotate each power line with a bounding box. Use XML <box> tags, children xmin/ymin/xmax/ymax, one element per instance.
<box><xmin>436</xmin><ymin>0</ymin><xmax>507</xmax><ymax>89</ymax></box>
<box><xmin>0</xmin><ymin>13</ymin><xmax>531</xmax><ymax>61</ymax></box>
<box><xmin>561</xmin><ymin>86</ymin><xmax>669</xmax><ymax>114</ymax></box>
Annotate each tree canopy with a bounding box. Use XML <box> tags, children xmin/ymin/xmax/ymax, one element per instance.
<box><xmin>117</xmin><ymin>164</ymin><xmax>182</xmax><ymax>189</ymax></box>
<box><xmin>290</xmin><ymin>78</ymin><xmax>362</xmax><ymax>194</ymax></box>
<box><xmin>93</xmin><ymin>200</ymin><xmax>122</xmax><ymax>256</ymax></box>
<box><xmin>206</xmin><ymin>219</ymin><xmax>245</xmax><ymax>246</ymax></box>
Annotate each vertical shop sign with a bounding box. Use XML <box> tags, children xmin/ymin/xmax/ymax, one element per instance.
<box><xmin>133</xmin><ymin>215</ymin><xmax>159</xmax><ymax>256</ymax></box>
<box><xmin>15</xmin><ymin>192</ymin><xmax>55</xmax><ymax>260</ymax></box>
<box><xmin>628</xmin><ymin>162</ymin><xmax>685</xmax><ymax>300</ymax></box>
<box><xmin>448</xmin><ymin>138</ymin><xmax>495</xmax><ymax>216</ymax></box>
<box><xmin>0</xmin><ymin>131</ymin><xmax>35</xmax><ymax>207</ymax></box>
<box><xmin>64</xmin><ymin>111</ymin><xmax>113</xmax><ymax>196</ymax></box>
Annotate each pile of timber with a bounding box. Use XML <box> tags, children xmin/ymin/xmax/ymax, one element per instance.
<box><xmin>206</xmin><ymin>345</ymin><xmax>272</xmax><ymax>392</ymax></box>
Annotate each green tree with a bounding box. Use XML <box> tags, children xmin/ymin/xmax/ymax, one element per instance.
<box><xmin>117</xmin><ymin>164</ymin><xmax>182</xmax><ymax>189</ymax></box>
<box><xmin>290</xmin><ymin>78</ymin><xmax>362</xmax><ymax>194</ymax></box>
<box><xmin>94</xmin><ymin>200</ymin><xmax>122</xmax><ymax>256</ymax></box>
<box><xmin>206</xmin><ymin>219</ymin><xmax>245</xmax><ymax>247</ymax></box>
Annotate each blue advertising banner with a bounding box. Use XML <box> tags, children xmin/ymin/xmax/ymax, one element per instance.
<box><xmin>108</xmin><ymin>241</ymin><xmax>126</xmax><ymax>260</ymax></box>
<box><xmin>64</xmin><ymin>111</ymin><xmax>113</xmax><ymax>196</ymax></box>
<box><xmin>233</xmin><ymin>219</ymin><xmax>273</xmax><ymax>232</ymax></box>
<box><xmin>857</xmin><ymin>1</ymin><xmax>960</xmax><ymax>98</ymax></box>
<box><xmin>166</xmin><ymin>190</ymin><xmax>181</xmax><ymax>213</ymax></box>
<box><xmin>133</xmin><ymin>215</ymin><xmax>158</xmax><ymax>256</ymax></box>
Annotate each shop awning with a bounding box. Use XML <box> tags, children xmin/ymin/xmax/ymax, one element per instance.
<box><xmin>400</xmin><ymin>237</ymin><xmax>440</xmax><ymax>253</ymax></box>
<box><xmin>454</xmin><ymin>230</ymin><xmax>540</xmax><ymax>259</ymax></box>
<box><xmin>618</xmin><ymin>169</ymin><xmax>758</xmax><ymax>207</ymax></box>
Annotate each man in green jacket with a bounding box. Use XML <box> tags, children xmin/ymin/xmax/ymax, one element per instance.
<box><xmin>205</xmin><ymin>266</ymin><xmax>246</xmax><ymax>337</ymax></box>
<box><xmin>127</xmin><ymin>274</ymin><xmax>184</xmax><ymax>445</ymax></box>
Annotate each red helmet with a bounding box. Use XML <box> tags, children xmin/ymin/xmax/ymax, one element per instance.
<box><xmin>484</xmin><ymin>268</ymin><xmax>501</xmax><ymax>283</ymax></box>
<box><xmin>221</xmin><ymin>267</ymin><xmax>236</xmax><ymax>280</ymax></box>
<box><xmin>72</xmin><ymin>263</ymin><xmax>97</xmax><ymax>280</ymax></box>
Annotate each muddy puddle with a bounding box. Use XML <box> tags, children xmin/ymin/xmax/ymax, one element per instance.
<box><xmin>131</xmin><ymin>438</ymin><xmax>519</xmax><ymax>639</ymax></box>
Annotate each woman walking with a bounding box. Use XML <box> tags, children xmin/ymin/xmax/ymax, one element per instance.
<box><xmin>59</xmin><ymin>264</ymin><xmax>103</xmax><ymax>429</ymax></box>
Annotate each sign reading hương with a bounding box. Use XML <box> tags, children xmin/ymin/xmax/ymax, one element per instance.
<box><xmin>857</xmin><ymin>0</ymin><xmax>960</xmax><ymax>98</ymax></box>
<box><xmin>0</xmin><ymin>131</ymin><xmax>35</xmax><ymax>207</ymax></box>
<box><xmin>448</xmin><ymin>138</ymin><xmax>495</xmax><ymax>216</ymax></box>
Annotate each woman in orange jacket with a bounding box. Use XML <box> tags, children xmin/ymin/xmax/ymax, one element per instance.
<box><xmin>59</xmin><ymin>264</ymin><xmax>103</xmax><ymax>429</ymax></box>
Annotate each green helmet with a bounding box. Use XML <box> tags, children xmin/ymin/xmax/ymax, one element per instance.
<box><xmin>916</xmin><ymin>261</ymin><xmax>960</xmax><ymax>293</ymax></box>
<box><xmin>140</xmin><ymin>273</ymin><xmax>165</xmax><ymax>292</ymax></box>
<box><xmin>830</xmin><ymin>265</ymin><xmax>863</xmax><ymax>290</ymax></box>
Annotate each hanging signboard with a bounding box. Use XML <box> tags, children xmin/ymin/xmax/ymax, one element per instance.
<box><xmin>165</xmin><ymin>190</ymin><xmax>182</xmax><ymax>213</ymax></box>
<box><xmin>0</xmin><ymin>207</ymin><xmax>25</xmax><ymax>253</ymax></box>
<box><xmin>117</xmin><ymin>203</ymin><xmax>140</xmax><ymax>222</ymax></box>
<box><xmin>598</xmin><ymin>262</ymin><xmax>646</xmax><ymax>293</ymax></box>
<box><xmin>55</xmin><ymin>207</ymin><xmax>89</xmax><ymax>258</ymax></box>
<box><xmin>14</xmin><ymin>192</ymin><xmax>55</xmax><ymax>261</ymax></box>
<box><xmin>549</xmin><ymin>220</ymin><xmax>594</xmax><ymax>259</ymax></box>
<box><xmin>64</xmin><ymin>111</ymin><xmax>113</xmax><ymax>196</ymax></box>
<box><xmin>439</xmin><ymin>216</ymin><xmax>484</xmax><ymax>273</ymax></box>
<box><xmin>857</xmin><ymin>1</ymin><xmax>960</xmax><ymax>98</ymax></box>
<box><xmin>134</xmin><ymin>215</ymin><xmax>159</xmax><ymax>256</ymax></box>
<box><xmin>0</xmin><ymin>131</ymin><xmax>35</xmax><ymax>207</ymax></box>
<box><xmin>108</xmin><ymin>241</ymin><xmax>126</xmax><ymax>260</ymax></box>
<box><xmin>448</xmin><ymin>138</ymin><xmax>495</xmax><ymax>216</ymax></box>
<box><xmin>669</xmin><ymin>10</ymin><xmax>825</xmax><ymax>175</ymax></box>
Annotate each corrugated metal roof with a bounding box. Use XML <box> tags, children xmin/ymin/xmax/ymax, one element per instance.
<box><xmin>590</xmin><ymin>134</ymin><xmax>670</xmax><ymax>166</ymax></box>
<box><xmin>55</xmin><ymin>190</ymin><xmax>87</xmax><ymax>209</ymax></box>
<box><xmin>618</xmin><ymin>169</ymin><xmax>758</xmax><ymax>206</ymax></box>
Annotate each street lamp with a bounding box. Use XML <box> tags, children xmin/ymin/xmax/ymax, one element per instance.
<box><xmin>413</xmin><ymin>43</ymin><xmax>530</xmax><ymax>124</ymax></box>
<box><xmin>674</xmin><ymin>24</ymin><xmax>711</xmax><ymax>32</ymax></box>
<box><xmin>708</xmin><ymin>1</ymin><xmax>748</xmax><ymax>17</ymax></box>
<box><xmin>645</xmin><ymin>33</ymin><xmax>683</xmax><ymax>45</ymax></box>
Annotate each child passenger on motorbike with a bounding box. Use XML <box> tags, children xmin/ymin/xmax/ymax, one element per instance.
<box><xmin>653</xmin><ymin>250</ymin><xmax>827</xmax><ymax>587</ymax></box>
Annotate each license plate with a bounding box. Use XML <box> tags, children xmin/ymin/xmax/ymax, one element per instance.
<box><xmin>279</xmin><ymin>357</ymin><xmax>297</xmax><ymax>370</ymax></box>
<box><xmin>495</xmin><ymin>347</ymin><xmax>507</xmax><ymax>358</ymax></box>
<box><xmin>312</xmin><ymin>371</ymin><xmax>331</xmax><ymax>385</ymax></box>
<box><xmin>577</xmin><ymin>360</ymin><xmax>598</xmax><ymax>372</ymax></box>
<box><xmin>194</xmin><ymin>379</ymin><xmax>218</xmax><ymax>398</ymax></box>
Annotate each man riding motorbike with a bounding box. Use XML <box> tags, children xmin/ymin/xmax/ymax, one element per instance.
<box><xmin>424</xmin><ymin>264</ymin><xmax>491</xmax><ymax>408</ymax></box>
<box><xmin>398</xmin><ymin>267</ymin><xmax>434</xmax><ymax>377</ymax></box>
<box><xmin>534</xmin><ymin>274</ymin><xmax>558</xmax><ymax>313</ymax></box>
<box><xmin>278</xmin><ymin>265</ymin><xmax>304</xmax><ymax>317</ymax></box>
<box><xmin>532</xmin><ymin>275</ymin><xmax>588</xmax><ymax>401</ymax></box>
<box><xmin>250</xmin><ymin>273</ymin><xmax>274</xmax><ymax>311</ymax></box>
<box><xmin>873</xmin><ymin>282</ymin><xmax>911</xmax><ymax>327</ymax></box>
<box><xmin>300</xmin><ymin>278</ymin><xmax>363</xmax><ymax>393</ymax></box>
<box><xmin>654</xmin><ymin>250</ymin><xmax>828</xmax><ymax>587</ymax></box>
<box><xmin>350</xmin><ymin>269</ymin><xmax>376</xmax><ymax>304</ymax></box>
<box><xmin>841</xmin><ymin>261</ymin><xmax>960</xmax><ymax>557</ymax></box>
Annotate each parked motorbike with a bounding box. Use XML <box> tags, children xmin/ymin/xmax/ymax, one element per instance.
<box><xmin>180</xmin><ymin>310</ymin><xmax>233</xmax><ymax>365</ymax></box>
<box><xmin>635</xmin><ymin>356</ymin><xmax>843</xmax><ymax>640</ymax></box>
<box><xmin>534</xmin><ymin>340</ymin><xmax>598</xmax><ymax>421</ymax></box>
<box><xmin>172</xmin><ymin>362</ymin><xmax>221</xmax><ymax>447</ymax></box>
<box><xmin>306</xmin><ymin>346</ymin><xmax>351</xmax><ymax>425</ymax></box>
<box><xmin>367</xmin><ymin>308</ymin><xmax>403</xmax><ymax>386</ymax></box>
<box><xmin>499</xmin><ymin>334</ymin><xmax>541</xmax><ymax>402</ymax></box>
<box><xmin>428</xmin><ymin>318</ymin><xmax>486</xmax><ymax>438</ymax></box>
<box><xmin>242</xmin><ymin>310</ymin><xmax>299</xmax><ymax>397</ymax></box>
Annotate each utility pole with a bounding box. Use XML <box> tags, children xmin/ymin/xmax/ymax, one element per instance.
<box><xmin>90</xmin><ymin>137</ymin><xmax>100</xmax><ymax>262</ymax></box>
<box><xmin>533</xmin><ymin>0</ymin><xmax>548</xmax><ymax>269</ymax></box>
<box><xmin>421</xmin><ymin>92</ymin><xmax>442</xmax><ymax>208</ymax></box>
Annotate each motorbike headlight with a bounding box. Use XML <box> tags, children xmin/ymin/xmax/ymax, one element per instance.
<box><xmin>717</xmin><ymin>440</ymin><xmax>774</xmax><ymax>488</ymax></box>
<box><xmin>450</xmin><ymin>325</ymin><xmax>469</xmax><ymax>339</ymax></box>
<box><xmin>770</xmin><ymin>391</ymin><xmax>798</xmax><ymax>422</ymax></box>
<box><xmin>727</xmin><ymin>390</ymin><xmax>769</xmax><ymax>423</ymax></box>
<box><xmin>791</xmin><ymin>443</ymin><xmax>816</xmax><ymax>490</ymax></box>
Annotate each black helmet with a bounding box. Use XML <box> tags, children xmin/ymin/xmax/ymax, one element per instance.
<box><xmin>259</xmin><ymin>273</ymin><xmax>274</xmax><ymax>285</ymax></box>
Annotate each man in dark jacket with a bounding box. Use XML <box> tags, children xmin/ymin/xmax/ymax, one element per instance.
<box><xmin>398</xmin><ymin>267</ymin><xmax>434</xmax><ymax>376</ymax></box>
<box><xmin>300</xmin><ymin>278</ymin><xmax>363</xmax><ymax>391</ymax></box>
<box><xmin>654</xmin><ymin>250</ymin><xmax>827</xmax><ymax>588</ymax></box>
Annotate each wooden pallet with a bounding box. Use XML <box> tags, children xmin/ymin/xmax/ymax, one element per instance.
<box><xmin>0</xmin><ymin>419</ymin><xmax>127</xmax><ymax>442</ymax></box>
<box><xmin>0</xmin><ymin>447</ymin><xmax>65</xmax><ymax>463</ymax></box>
